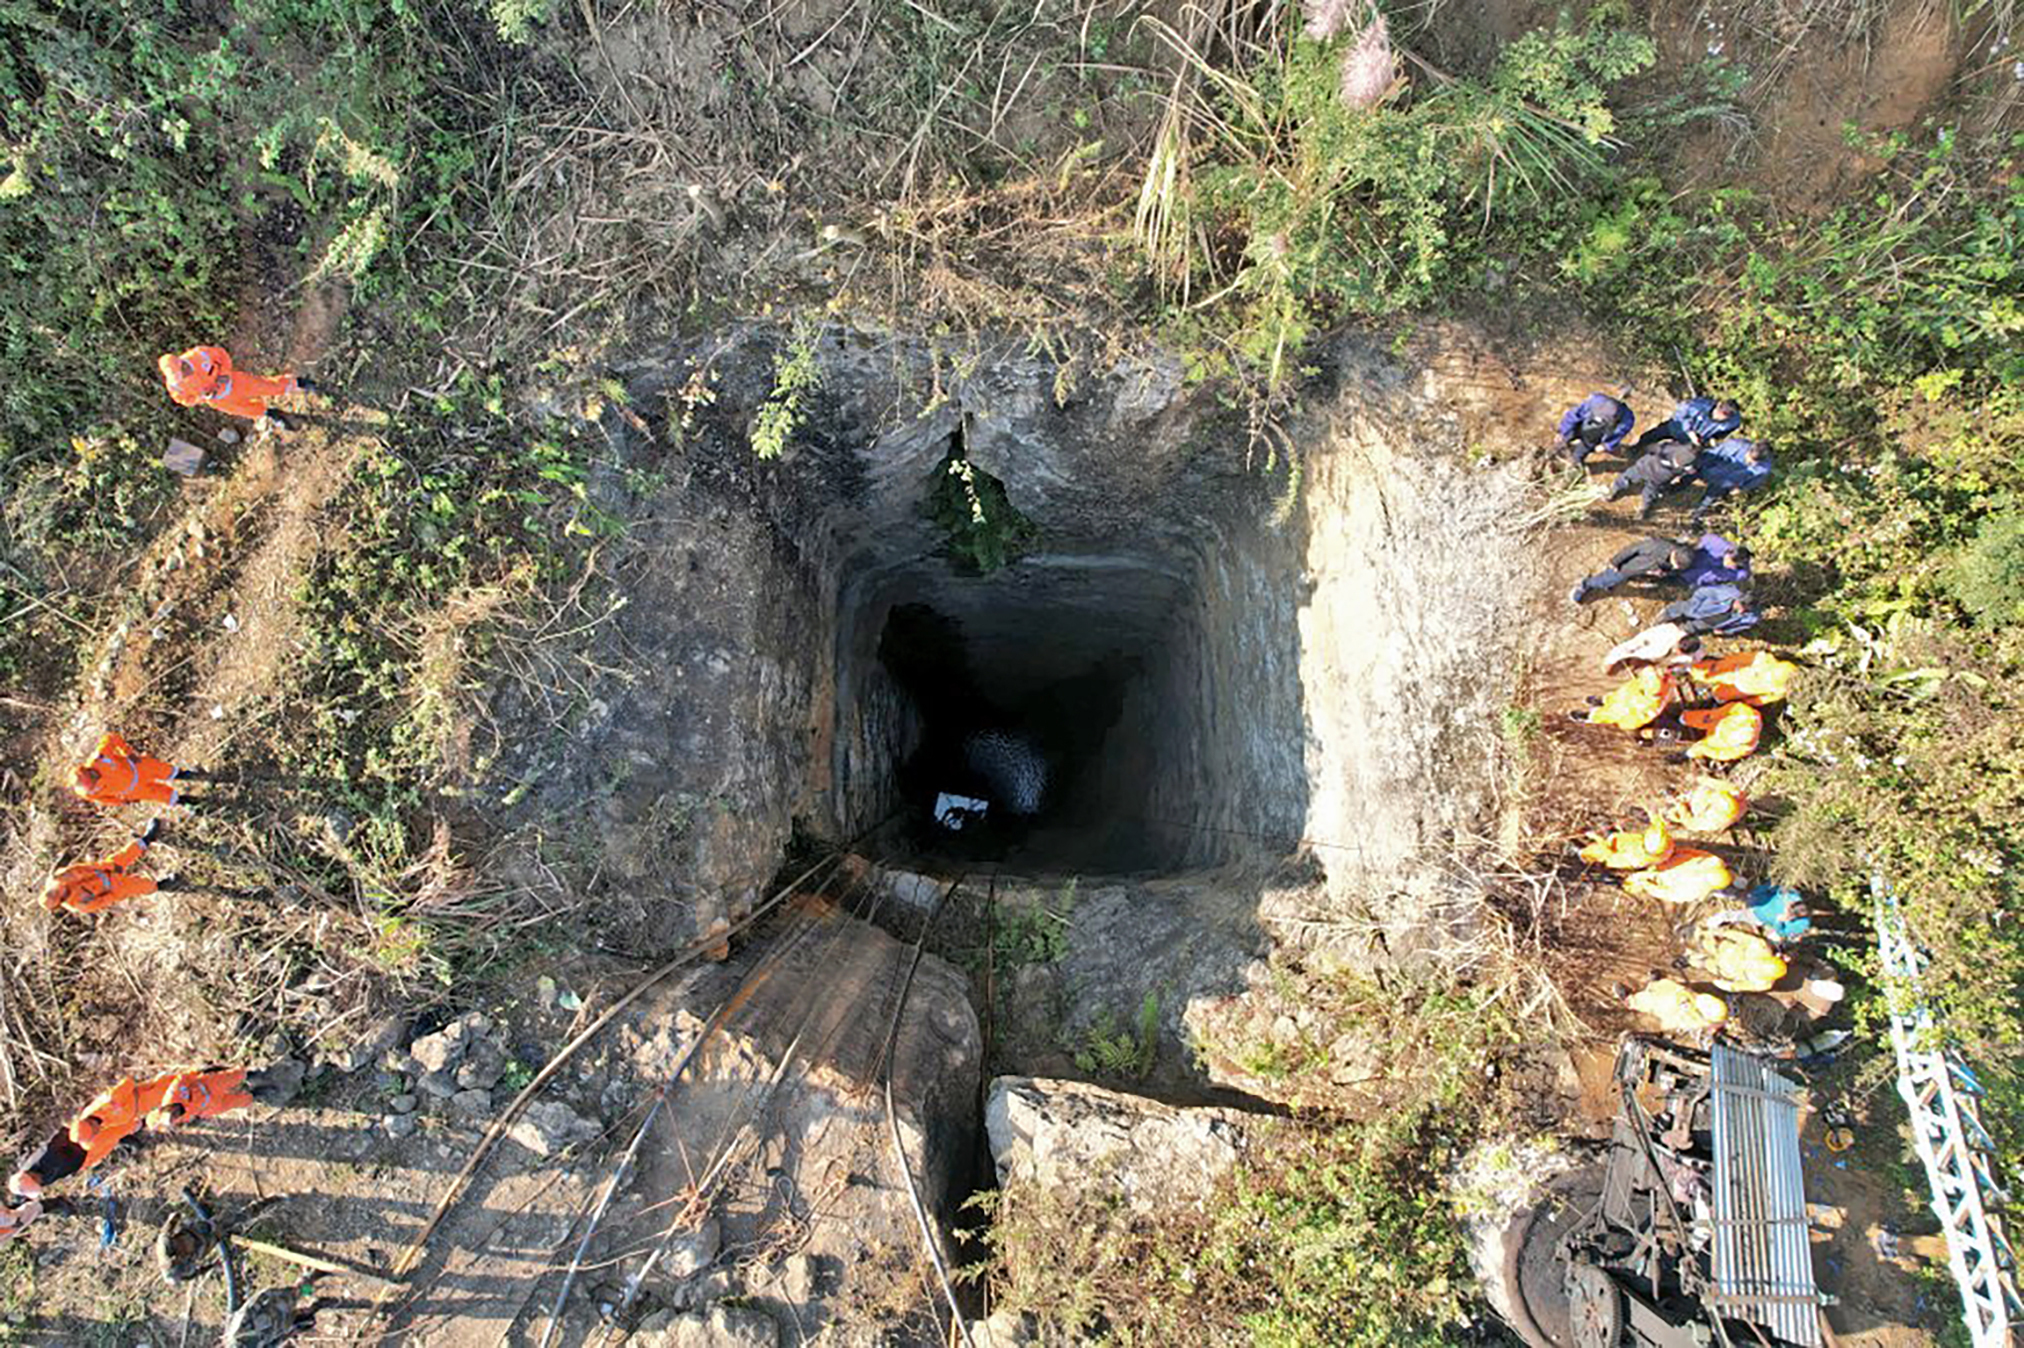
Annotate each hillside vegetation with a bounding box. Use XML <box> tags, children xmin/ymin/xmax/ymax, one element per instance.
<box><xmin>1</xmin><ymin>0</ymin><xmax>2020</xmax><ymax>1342</ymax></box>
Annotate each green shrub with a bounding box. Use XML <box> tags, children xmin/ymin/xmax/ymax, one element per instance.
<box><xmin>484</xmin><ymin>0</ymin><xmax>553</xmax><ymax>44</ymax></box>
<box><xmin>1944</xmin><ymin>509</ymin><xmax>2024</xmax><ymax>628</ymax></box>
<box><xmin>1143</xmin><ymin>12</ymin><xmax>1653</xmax><ymax>385</ymax></box>
<box><xmin>924</xmin><ymin>449</ymin><xmax>1037</xmax><ymax>575</ymax></box>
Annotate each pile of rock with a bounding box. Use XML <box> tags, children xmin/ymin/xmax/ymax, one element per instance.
<box><xmin>360</xmin><ymin>1012</ymin><xmax>515</xmax><ymax>1140</ymax></box>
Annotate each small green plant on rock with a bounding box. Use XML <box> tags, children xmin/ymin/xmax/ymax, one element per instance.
<box><xmin>1074</xmin><ymin>991</ymin><xmax>1160</xmax><ymax>1080</ymax></box>
<box><xmin>750</xmin><ymin>330</ymin><xmax>823</xmax><ymax>460</ymax></box>
<box><xmin>924</xmin><ymin>443</ymin><xmax>1038</xmax><ymax>574</ymax></box>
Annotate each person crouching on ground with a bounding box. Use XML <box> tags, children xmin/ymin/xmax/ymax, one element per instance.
<box><xmin>1624</xmin><ymin>976</ymin><xmax>1728</xmax><ymax>1035</ymax></box>
<box><xmin>1665</xmin><ymin>776</ymin><xmax>1747</xmax><ymax>834</ymax></box>
<box><xmin>1690</xmin><ymin>437</ymin><xmax>1773</xmax><ymax>522</ymax></box>
<box><xmin>1603</xmin><ymin>441</ymin><xmax>1702</xmax><ymax>520</ymax></box>
<box><xmin>1570</xmin><ymin>536</ymin><xmax>1696</xmax><ymax>604</ymax></box>
<box><xmin>1657</xmin><ymin>582</ymin><xmax>1760</xmax><ymax>638</ymax></box>
<box><xmin>1630</xmin><ymin>395</ymin><xmax>1741</xmax><ymax>453</ymax></box>
<box><xmin>1578</xmin><ymin>813</ymin><xmax>1674</xmax><ymax>870</ymax></box>
<box><xmin>1570</xmin><ymin>667</ymin><xmax>1675</xmax><ymax>731</ymax></box>
<box><xmin>1557</xmin><ymin>390</ymin><xmax>1635</xmax><ymax>468</ymax></box>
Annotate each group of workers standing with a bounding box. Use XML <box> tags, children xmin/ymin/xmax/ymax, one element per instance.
<box><xmin>1553</xmin><ymin>387</ymin><xmax>1839</xmax><ymax>1042</ymax></box>
<box><xmin>4</xmin><ymin>345</ymin><xmax>312</xmax><ymax>1245</ymax></box>
<box><xmin>2</xmin><ymin>732</ymin><xmax>284</xmax><ymax>1242</ymax></box>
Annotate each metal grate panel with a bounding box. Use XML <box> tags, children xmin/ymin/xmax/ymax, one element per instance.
<box><xmin>1709</xmin><ymin>1043</ymin><xmax>1823</xmax><ymax>1346</ymax></box>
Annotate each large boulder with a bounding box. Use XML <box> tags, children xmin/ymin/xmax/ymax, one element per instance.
<box><xmin>984</xmin><ymin>1076</ymin><xmax>1255</xmax><ymax>1214</ymax></box>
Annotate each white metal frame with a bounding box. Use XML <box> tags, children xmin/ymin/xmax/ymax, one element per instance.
<box><xmin>1874</xmin><ymin>881</ymin><xmax>2021</xmax><ymax>1347</ymax></box>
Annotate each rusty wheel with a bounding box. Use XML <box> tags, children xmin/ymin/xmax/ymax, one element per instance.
<box><xmin>1565</xmin><ymin>1259</ymin><xmax>1622</xmax><ymax>1348</ymax></box>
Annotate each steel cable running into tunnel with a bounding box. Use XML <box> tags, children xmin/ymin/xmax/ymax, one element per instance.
<box><xmin>556</xmin><ymin>856</ymin><xmax>967</xmax><ymax>1346</ymax></box>
<box><xmin>543</xmin><ymin>858</ymin><xmax>899</xmax><ymax>1345</ymax></box>
<box><xmin>881</xmin><ymin>870</ymin><xmax>977</xmax><ymax>1348</ymax></box>
<box><xmin>595</xmin><ymin>860</ymin><xmax>918</xmax><ymax>1337</ymax></box>
<box><xmin>369</xmin><ymin>843</ymin><xmax>866</xmax><ymax>1341</ymax></box>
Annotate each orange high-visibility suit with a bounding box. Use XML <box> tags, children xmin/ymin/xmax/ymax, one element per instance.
<box><xmin>1682</xmin><ymin>703</ymin><xmax>1763</xmax><ymax>763</ymax></box>
<box><xmin>1690</xmin><ymin>651</ymin><xmax>1799</xmax><ymax>707</ymax></box>
<box><xmin>42</xmin><ymin>838</ymin><xmax>155</xmax><ymax>915</ymax></box>
<box><xmin>1666</xmin><ymin>776</ymin><xmax>1747</xmax><ymax>834</ymax></box>
<box><xmin>1579</xmin><ymin>819</ymin><xmax>1674</xmax><ymax>871</ymax></box>
<box><xmin>157</xmin><ymin>346</ymin><xmax>300</xmax><ymax>422</ymax></box>
<box><xmin>1623</xmin><ymin>847</ymin><xmax>1732</xmax><ymax>905</ymax></box>
<box><xmin>149</xmin><ymin>1068</ymin><xmax>254</xmax><ymax>1130</ymax></box>
<box><xmin>1588</xmin><ymin>669</ymin><xmax>1674</xmax><ymax>731</ymax></box>
<box><xmin>1626</xmin><ymin>978</ymin><xmax>1727</xmax><ymax>1034</ymax></box>
<box><xmin>1693</xmin><ymin>925</ymin><xmax>1786</xmax><ymax>993</ymax></box>
<box><xmin>68</xmin><ymin>1074</ymin><xmax>177</xmax><ymax>1172</ymax></box>
<box><xmin>73</xmin><ymin>732</ymin><xmax>179</xmax><ymax>807</ymax></box>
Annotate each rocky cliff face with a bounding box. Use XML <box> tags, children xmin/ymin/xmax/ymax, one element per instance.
<box><xmin>469</xmin><ymin>320</ymin><xmax>1577</xmax><ymax>1342</ymax></box>
<box><xmin>487</xmin><ymin>324</ymin><xmax>1544</xmax><ymax>972</ymax></box>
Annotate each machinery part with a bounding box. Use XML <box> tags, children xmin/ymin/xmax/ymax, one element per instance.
<box><xmin>1566</xmin><ymin>1259</ymin><xmax>1624</xmax><ymax>1348</ymax></box>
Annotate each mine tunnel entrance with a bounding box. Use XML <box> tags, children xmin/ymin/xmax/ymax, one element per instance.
<box><xmin>874</xmin><ymin>598</ymin><xmax>1152</xmax><ymax>870</ymax></box>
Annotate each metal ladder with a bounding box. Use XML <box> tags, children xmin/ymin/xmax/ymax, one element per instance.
<box><xmin>1874</xmin><ymin>882</ymin><xmax>2022</xmax><ymax>1347</ymax></box>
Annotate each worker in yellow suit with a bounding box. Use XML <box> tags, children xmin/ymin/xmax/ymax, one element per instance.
<box><xmin>1681</xmin><ymin>702</ymin><xmax>1763</xmax><ymax>763</ymax></box>
<box><xmin>1626</xmin><ymin>978</ymin><xmax>1728</xmax><ymax>1034</ymax></box>
<box><xmin>1623</xmin><ymin>847</ymin><xmax>1732</xmax><ymax>905</ymax></box>
<box><xmin>1665</xmin><ymin>776</ymin><xmax>1747</xmax><ymax>834</ymax></box>
<box><xmin>1579</xmin><ymin>815</ymin><xmax>1674</xmax><ymax>870</ymax></box>
<box><xmin>1689</xmin><ymin>650</ymin><xmax>1799</xmax><ymax>707</ymax></box>
<box><xmin>1691</xmin><ymin>924</ymin><xmax>1787</xmax><ymax>993</ymax></box>
<box><xmin>1573</xmin><ymin>668</ymin><xmax>1675</xmax><ymax>731</ymax></box>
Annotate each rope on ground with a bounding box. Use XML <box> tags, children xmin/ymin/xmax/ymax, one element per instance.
<box><xmin>365</xmin><ymin>848</ymin><xmax>847</xmax><ymax>1336</ymax></box>
<box><xmin>881</xmin><ymin>872</ymin><xmax>975</xmax><ymax>1348</ymax></box>
<box><xmin>536</xmin><ymin>950</ymin><xmax>794</xmax><ymax>1348</ymax></box>
<box><xmin>605</xmin><ymin>867</ymin><xmax>891</xmax><ymax>1336</ymax></box>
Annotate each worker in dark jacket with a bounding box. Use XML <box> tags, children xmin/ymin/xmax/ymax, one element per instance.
<box><xmin>1571</xmin><ymin>537</ymin><xmax>1696</xmax><ymax>603</ymax></box>
<box><xmin>1604</xmin><ymin>441</ymin><xmax>1701</xmax><ymax>520</ymax></box>
<box><xmin>1677</xmin><ymin>533</ymin><xmax>1752</xmax><ymax>588</ymax></box>
<box><xmin>1631</xmin><ymin>396</ymin><xmax>1741</xmax><ymax>451</ymax></box>
<box><xmin>1691</xmin><ymin>437</ymin><xmax>1773</xmax><ymax>520</ymax></box>
<box><xmin>1658</xmin><ymin>583</ymin><xmax>1759</xmax><ymax>636</ymax></box>
<box><xmin>1557</xmin><ymin>392</ymin><xmax>1635</xmax><ymax>467</ymax></box>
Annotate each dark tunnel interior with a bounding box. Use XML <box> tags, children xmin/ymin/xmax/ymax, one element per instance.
<box><xmin>872</xmin><ymin>600</ymin><xmax>1160</xmax><ymax>872</ymax></box>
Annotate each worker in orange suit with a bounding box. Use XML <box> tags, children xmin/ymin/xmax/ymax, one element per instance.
<box><xmin>157</xmin><ymin>346</ymin><xmax>314</xmax><ymax>426</ymax></box>
<box><xmin>73</xmin><ymin>732</ymin><xmax>213</xmax><ymax>807</ymax></box>
<box><xmin>1681</xmin><ymin>702</ymin><xmax>1763</xmax><ymax>763</ymax></box>
<box><xmin>41</xmin><ymin>820</ymin><xmax>172</xmax><ymax>915</ymax></box>
<box><xmin>1623</xmin><ymin>846</ymin><xmax>1732</xmax><ymax>905</ymax></box>
<box><xmin>66</xmin><ymin>1074</ymin><xmax>178</xmax><ymax>1173</ymax></box>
<box><xmin>1579</xmin><ymin>814</ymin><xmax>1674</xmax><ymax>870</ymax></box>
<box><xmin>1665</xmin><ymin>776</ymin><xmax>1748</xmax><ymax>834</ymax></box>
<box><xmin>1572</xmin><ymin>668</ymin><xmax>1674</xmax><ymax>731</ymax></box>
<box><xmin>150</xmin><ymin>1068</ymin><xmax>255</xmax><ymax>1130</ymax></box>
<box><xmin>1689</xmin><ymin>650</ymin><xmax>1799</xmax><ymax>707</ymax></box>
